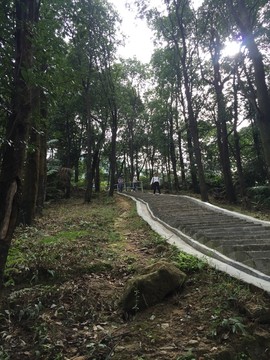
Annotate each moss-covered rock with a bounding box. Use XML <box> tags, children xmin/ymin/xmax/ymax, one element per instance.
<box><xmin>119</xmin><ymin>261</ymin><xmax>187</xmax><ymax>314</ymax></box>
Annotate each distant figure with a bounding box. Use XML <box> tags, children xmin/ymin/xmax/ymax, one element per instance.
<box><xmin>132</xmin><ymin>175</ymin><xmax>138</xmax><ymax>191</ymax></box>
<box><xmin>150</xmin><ymin>173</ymin><xmax>161</xmax><ymax>194</ymax></box>
<box><xmin>118</xmin><ymin>176</ymin><xmax>124</xmax><ymax>192</ymax></box>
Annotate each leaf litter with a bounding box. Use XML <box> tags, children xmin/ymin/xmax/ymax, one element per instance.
<box><xmin>1</xmin><ymin>194</ymin><xmax>270</xmax><ymax>360</ymax></box>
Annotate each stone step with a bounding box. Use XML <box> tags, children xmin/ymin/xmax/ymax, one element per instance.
<box><xmin>219</xmin><ymin>244</ymin><xmax>270</xmax><ymax>255</ymax></box>
<box><xmin>182</xmin><ymin>225</ymin><xmax>265</xmax><ymax>235</ymax></box>
<box><xmin>215</xmin><ymin>239</ymin><xmax>270</xmax><ymax>246</ymax></box>
<box><xmin>242</xmin><ymin>258</ymin><xmax>270</xmax><ymax>276</ymax></box>
<box><xmin>131</xmin><ymin>193</ymin><xmax>270</xmax><ymax>278</ymax></box>
<box><xmin>208</xmin><ymin>239</ymin><xmax>270</xmax><ymax>252</ymax></box>
<box><xmin>230</xmin><ymin>251</ymin><xmax>270</xmax><ymax>275</ymax></box>
<box><xmin>176</xmin><ymin>213</ymin><xmax>252</xmax><ymax>221</ymax></box>
<box><xmin>178</xmin><ymin>221</ymin><xmax>247</xmax><ymax>230</ymax></box>
<box><xmin>177</xmin><ymin>216</ymin><xmax>244</xmax><ymax>224</ymax></box>
<box><xmin>241</xmin><ymin>250</ymin><xmax>270</xmax><ymax>260</ymax></box>
<box><xmin>201</xmin><ymin>238</ymin><xmax>270</xmax><ymax>250</ymax></box>
<box><xmin>188</xmin><ymin>230</ymin><xmax>270</xmax><ymax>241</ymax></box>
<box><xmin>180</xmin><ymin>220</ymin><xmax>250</xmax><ymax>227</ymax></box>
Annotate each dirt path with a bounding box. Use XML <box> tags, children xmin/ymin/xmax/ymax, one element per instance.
<box><xmin>100</xmin><ymin>196</ymin><xmax>270</xmax><ymax>360</ymax></box>
<box><xmin>1</xmin><ymin>195</ymin><xmax>270</xmax><ymax>360</ymax></box>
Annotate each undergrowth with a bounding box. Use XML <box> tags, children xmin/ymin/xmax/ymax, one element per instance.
<box><xmin>0</xmin><ymin>193</ymin><xmax>269</xmax><ymax>360</ymax></box>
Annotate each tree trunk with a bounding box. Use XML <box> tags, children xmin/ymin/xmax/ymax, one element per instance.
<box><xmin>21</xmin><ymin>126</ymin><xmax>40</xmax><ymax>224</ymax></box>
<box><xmin>36</xmin><ymin>130</ymin><xmax>47</xmax><ymax>215</ymax></box>
<box><xmin>239</xmin><ymin>62</ymin><xmax>267</xmax><ymax>182</ymax></box>
<box><xmin>108</xmin><ymin>108</ymin><xmax>118</xmax><ymax>196</ymax></box>
<box><xmin>232</xmin><ymin>67</ymin><xmax>245</xmax><ymax>198</ymax></box>
<box><xmin>0</xmin><ymin>0</ymin><xmax>40</xmax><ymax>293</ymax></box>
<box><xmin>168</xmin><ymin>108</ymin><xmax>179</xmax><ymax>192</ymax></box>
<box><xmin>177</xmin><ymin>128</ymin><xmax>187</xmax><ymax>189</ymax></box>
<box><xmin>251</xmin><ymin>118</ymin><xmax>267</xmax><ymax>181</ymax></box>
<box><xmin>128</xmin><ymin>118</ymin><xmax>135</xmax><ymax>183</ymax></box>
<box><xmin>228</xmin><ymin>0</ymin><xmax>270</xmax><ymax>178</ymax></box>
<box><xmin>21</xmin><ymin>85</ymin><xmax>43</xmax><ymax>224</ymax></box>
<box><xmin>175</xmin><ymin>96</ymin><xmax>187</xmax><ymax>189</ymax></box>
<box><xmin>209</xmin><ymin>26</ymin><xmax>236</xmax><ymax>203</ymax></box>
<box><xmin>36</xmin><ymin>89</ymin><xmax>48</xmax><ymax>215</ymax></box>
<box><xmin>83</xmin><ymin>74</ymin><xmax>95</xmax><ymax>203</ymax></box>
<box><xmin>84</xmin><ymin>115</ymin><xmax>93</xmax><ymax>202</ymax></box>
<box><xmin>214</xmin><ymin>80</ymin><xmax>236</xmax><ymax>203</ymax></box>
<box><xmin>170</xmin><ymin>1</ymin><xmax>208</xmax><ymax>201</ymax></box>
<box><xmin>246</xmin><ymin>39</ymin><xmax>270</xmax><ymax>178</ymax></box>
<box><xmin>178</xmin><ymin>84</ymin><xmax>198</xmax><ymax>192</ymax></box>
<box><xmin>94</xmin><ymin>152</ymin><xmax>101</xmax><ymax>192</ymax></box>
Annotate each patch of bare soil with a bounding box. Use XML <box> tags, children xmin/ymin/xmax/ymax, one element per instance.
<box><xmin>1</xmin><ymin>194</ymin><xmax>270</xmax><ymax>360</ymax></box>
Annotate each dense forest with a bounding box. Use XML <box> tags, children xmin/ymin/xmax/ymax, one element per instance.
<box><xmin>0</xmin><ymin>0</ymin><xmax>270</xmax><ymax>290</ymax></box>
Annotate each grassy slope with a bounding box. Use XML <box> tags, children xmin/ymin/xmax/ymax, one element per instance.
<box><xmin>0</xmin><ymin>193</ymin><xmax>270</xmax><ymax>360</ymax></box>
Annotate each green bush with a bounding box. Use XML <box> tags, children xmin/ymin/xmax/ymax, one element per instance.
<box><xmin>246</xmin><ymin>186</ymin><xmax>270</xmax><ymax>209</ymax></box>
<box><xmin>176</xmin><ymin>252</ymin><xmax>207</xmax><ymax>273</ymax></box>
<box><xmin>247</xmin><ymin>186</ymin><xmax>270</xmax><ymax>197</ymax></box>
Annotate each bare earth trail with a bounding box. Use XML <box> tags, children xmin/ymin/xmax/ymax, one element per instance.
<box><xmin>100</xmin><ymin>195</ymin><xmax>270</xmax><ymax>360</ymax></box>
<box><xmin>1</xmin><ymin>194</ymin><xmax>270</xmax><ymax>360</ymax></box>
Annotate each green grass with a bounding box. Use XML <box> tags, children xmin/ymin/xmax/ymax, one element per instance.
<box><xmin>176</xmin><ymin>251</ymin><xmax>208</xmax><ymax>273</ymax></box>
<box><xmin>1</xmin><ymin>193</ymin><xmax>270</xmax><ymax>360</ymax></box>
<box><xmin>4</xmin><ymin>194</ymin><xmax>122</xmax><ymax>287</ymax></box>
<box><xmin>40</xmin><ymin>230</ymin><xmax>89</xmax><ymax>244</ymax></box>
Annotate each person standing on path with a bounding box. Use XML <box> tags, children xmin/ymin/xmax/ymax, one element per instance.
<box><xmin>118</xmin><ymin>175</ymin><xmax>124</xmax><ymax>192</ymax></box>
<box><xmin>132</xmin><ymin>175</ymin><xmax>138</xmax><ymax>191</ymax></box>
<box><xmin>150</xmin><ymin>173</ymin><xmax>161</xmax><ymax>194</ymax></box>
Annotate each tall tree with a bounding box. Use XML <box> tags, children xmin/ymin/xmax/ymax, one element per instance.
<box><xmin>226</xmin><ymin>0</ymin><xmax>270</xmax><ymax>178</ymax></box>
<box><xmin>20</xmin><ymin>0</ymin><xmax>73</xmax><ymax>218</ymax></box>
<box><xmin>69</xmin><ymin>0</ymin><xmax>119</xmax><ymax>202</ymax></box>
<box><xmin>0</xmin><ymin>0</ymin><xmax>40</xmax><ymax>292</ymax></box>
<box><xmin>163</xmin><ymin>0</ymin><xmax>209</xmax><ymax>200</ymax></box>
<box><xmin>199</xmin><ymin>3</ymin><xmax>236</xmax><ymax>202</ymax></box>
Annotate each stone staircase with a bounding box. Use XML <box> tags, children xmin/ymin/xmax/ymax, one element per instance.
<box><xmin>130</xmin><ymin>193</ymin><xmax>270</xmax><ymax>279</ymax></box>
